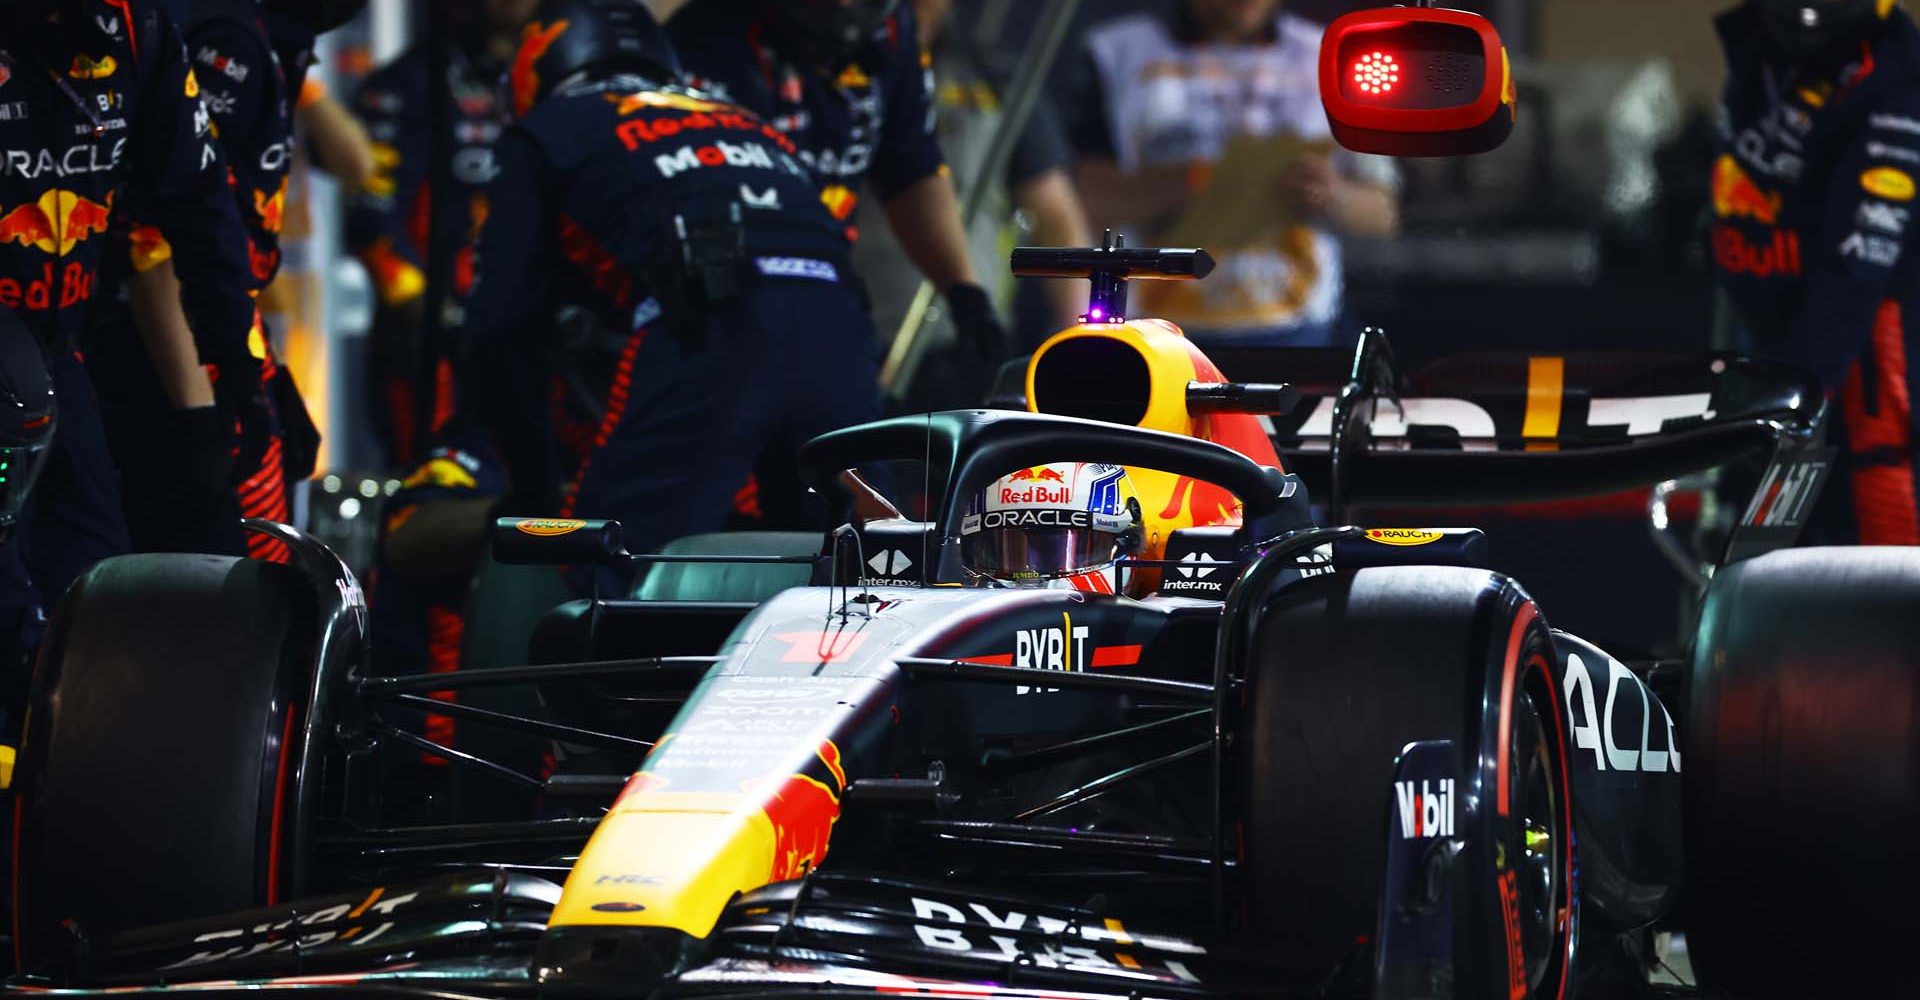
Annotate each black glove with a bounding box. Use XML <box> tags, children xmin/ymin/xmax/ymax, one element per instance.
<box><xmin>213</xmin><ymin>362</ymin><xmax>273</xmax><ymax>484</ymax></box>
<box><xmin>153</xmin><ymin>406</ymin><xmax>247</xmax><ymax>554</ymax></box>
<box><xmin>945</xmin><ymin>283</ymin><xmax>1012</xmax><ymax>362</ymax></box>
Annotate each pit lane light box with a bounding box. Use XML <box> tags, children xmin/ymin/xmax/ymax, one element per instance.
<box><xmin>1319</xmin><ymin>3</ymin><xmax>1517</xmax><ymax>157</ymax></box>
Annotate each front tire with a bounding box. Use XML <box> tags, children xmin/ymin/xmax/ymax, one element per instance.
<box><xmin>1237</xmin><ymin>566</ymin><xmax>1575</xmax><ymax>1000</ymax></box>
<box><xmin>12</xmin><ymin>554</ymin><xmax>313</xmax><ymax>971</ymax></box>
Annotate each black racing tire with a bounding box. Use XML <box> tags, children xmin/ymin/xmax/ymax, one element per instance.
<box><xmin>12</xmin><ymin>554</ymin><xmax>313</xmax><ymax>971</ymax></box>
<box><xmin>1238</xmin><ymin>566</ymin><xmax>1576</xmax><ymax>1000</ymax></box>
<box><xmin>1684</xmin><ymin>546</ymin><xmax>1920</xmax><ymax>998</ymax></box>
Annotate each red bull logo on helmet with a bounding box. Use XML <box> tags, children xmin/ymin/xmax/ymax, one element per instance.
<box><xmin>1007</xmin><ymin>466</ymin><xmax>1067</xmax><ymax>483</ymax></box>
<box><xmin>1000</xmin><ymin>484</ymin><xmax>1070</xmax><ymax>505</ymax></box>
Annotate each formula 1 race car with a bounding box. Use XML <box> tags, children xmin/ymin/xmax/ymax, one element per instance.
<box><xmin>10</xmin><ymin>232</ymin><xmax>1918</xmax><ymax>999</ymax></box>
<box><xmin>8</xmin><ymin>7</ymin><xmax>1917</xmax><ymax>1000</ymax></box>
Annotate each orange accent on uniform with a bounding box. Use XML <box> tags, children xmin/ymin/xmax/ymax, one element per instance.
<box><xmin>512</xmin><ymin>20</ymin><xmax>571</xmax><ymax>116</ymax></box>
<box><xmin>558</xmin><ymin>215</ymin><xmax>637</xmax><ymax>309</ymax></box>
<box><xmin>550</xmin><ymin>375</ymin><xmax>596</xmax><ymax>466</ymax></box>
<box><xmin>363</xmin><ymin>238</ymin><xmax>426</xmax><ymax>306</ymax></box>
<box><xmin>732</xmin><ymin>474</ymin><xmax>763</xmax><ymax>519</ymax></box>
<box><xmin>236</xmin><ymin>434</ymin><xmax>293</xmax><ymax>563</ymax></box>
<box><xmin>453</xmin><ymin>246</ymin><xmax>476</xmax><ymax>297</ymax></box>
<box><xmin>385</xmin><ymin>376</ymin><xmax>419</xmax><ymax>466</ymax></box>
<box><xmin>248</xmin><ymin>238</ymin><xmax>280</xmax><ymax>283</ymax></box>
<box><xmin>561</xmin><ymin>329</ymin><xmax>649</xmax><ymax>517</ymax></box>
<box><xmin>421</xmin><ymin>605</ymin><xmax>465</xmax><ymax>765</ymax></box>
<box><xmin>1840</xmin><ymin>301</ymin><xmax>1920</xmax><ymax>544</ymax></box>
<box><xmin>209</xmin><ymin>352</ymin><xmax>293</xmax><ymax>563</ymax></box>
<box><xmin>432</xmin><ymin>357</ymin><xmax>457</xmax><ymax>433</ymax></box>
<box><xmin>297</xmin><ymin>75</ymin><xmax>327</xmax><ymax>110</ymax></box>
<box><xmin>407</xmin><ymin>180</ymin><xmax>432</xmax><ymax>256</ymax></box>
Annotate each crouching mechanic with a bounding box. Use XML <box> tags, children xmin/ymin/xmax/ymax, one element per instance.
<box><xmin>962</xmin><ymin>463</ymin><xmax>1143</xmax><ymax>593</ymax></box>
<box><xmin>468</xmin><ymin>0</ymin><xmax>883</xmax><ymax>593</ymax></box>
<box><xmin>1713</xmin><ymin>0</ymin><xmax>1920</xmax><ymax>543</ymax></box>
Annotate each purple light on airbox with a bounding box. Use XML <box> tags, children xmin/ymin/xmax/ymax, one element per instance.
<box><xmin>1087</xmin><ymin>307</ymin><xmax>1104</xmax><ymax>322</ymax></box>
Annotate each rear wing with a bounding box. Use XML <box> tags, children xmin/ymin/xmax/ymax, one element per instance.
<box><xmin>1183</xmin><ymin>335</ymin><xmax>1825</xmax><ymax>511</ymax></box>
<box><xmin>1218</xmin><ymin>334</ymin><xmax>1832</xmax><ymax>563</ymax></box>
<box><xmin>998</xmin><ymin>329</ymin><xmax>1831</xmax><ymax>562</ymax></box>
<box><xmin>994</xmin><ymin>336</ymin><xmax>1822</xmax><ymax>508</ymax></box>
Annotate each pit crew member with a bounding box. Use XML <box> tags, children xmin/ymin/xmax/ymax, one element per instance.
<box><xmin>0</xmin><ymin>0</ymin><xmax>259</xmax><ymax>654</ymax></box>
<box><xmin>1712</xmin><ymin>0</ymin><xmax>1920</xmax><ymax>543</ymax></box>
<box><xmin>88</xmin><ymin>0</ymin><xmax>346</xmax><ymax>561</ymax></box>
<box><xmin>348</xmin><ymin>0</ymin><xmax>532</xmax><ymax>467</ymax></box>
<box><xmin>852</xmin><ymin>0</ymin><xmax>1092</xmax><ymax>408</ymax></box>
<box><xmin>468</xmin><ymin>0</ymin><xmax>883</xmax><ymax>594</ymax></box>
<box><xmin>665</xmin><ymin>0</ymin><xmax>1012</xmax><ymax>365</ymax></box>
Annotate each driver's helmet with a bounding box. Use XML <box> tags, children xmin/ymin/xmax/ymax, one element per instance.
<box><xmin>961</xmin><ymin>462</ymin><xmax>1142</xmax><ymax>591</ymax></box>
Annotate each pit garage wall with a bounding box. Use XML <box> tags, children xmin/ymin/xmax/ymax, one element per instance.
<box><xmin>1538</xmin><ymin>0</ymin><xmax>1727</xmax><ymax>110</ymax></box>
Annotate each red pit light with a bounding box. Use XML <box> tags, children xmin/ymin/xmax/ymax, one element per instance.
<box><xmin>1352</xmin><ymin>51</ymin><xmax>1399</xmax><ymax>95</ymax></box>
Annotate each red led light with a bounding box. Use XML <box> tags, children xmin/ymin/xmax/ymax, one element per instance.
<box><xmin>1352</xmin><ymin>51</ymin><xmax>1399</xmax><ymax>96</ymax></box>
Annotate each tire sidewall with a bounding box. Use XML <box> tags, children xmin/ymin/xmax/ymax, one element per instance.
<box><xmin>1467</xmin><ymin>594</ymin><xmax>1576</xmax><ymax>1000</ymax></box>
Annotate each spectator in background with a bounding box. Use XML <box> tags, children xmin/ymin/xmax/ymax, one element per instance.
<box><xmin>854</xmin><ymin>0</ymin><xmax>1093</xmax><ymax>396</ymax></box>
<box><xmin>348</xmin><ymin>0</ymin><xmax>534</xmax><ymax>469</ymax></box>
<box><xmin>1066</xmin><ymin>0</ymin><xmax>1399</xmax><ymax>349</ymax></box>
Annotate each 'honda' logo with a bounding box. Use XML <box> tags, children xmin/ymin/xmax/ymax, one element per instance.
<box><xmin>1394</xmin><ymin>778</ymin><xmax>1454</xmax><ymax>839</ymax></box>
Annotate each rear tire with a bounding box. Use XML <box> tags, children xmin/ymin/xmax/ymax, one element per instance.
<box><xmin>1685</xmin><ymin>546</ymin><xmax>1920</xmax><ymax>998</ymax></box>
<box><xmin>12</xmin><ymin>554</ymin><xmax>313</xmax><ymax>970</ymax></box>
<box><xmin>1239</xmin><ymin>566</ymin><xmax>1575</xmax><ymax>1000</ymax></box>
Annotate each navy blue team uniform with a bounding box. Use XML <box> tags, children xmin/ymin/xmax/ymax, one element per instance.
<box><xmin>466</xmin><ymin>71</ymin><xmax>880</xmax><ymax>591</ymax></box>
<box><xmin>1714</xmin><ymin>5</ymin><xmax>1920</xmax><ymax>544</ymax></box>
<box><xmin>0</xmin><ymin>0</ymin><xmax>256</xmax><ymax>652</ymax></box>
<box><xmin>88</xmin><ymin>0</ymin><xmax>312</xmax><ymax>562</ymax></box>
<box><xmin>665</xmin><ymin>0</ymin><xmax>943</xmax><ymax>242</ymax></box>
<box><xmin>348</xmin><ymin>37</ymin><xmax>511</xmax><ymax>467</ymax></box>
<box><xmin>368</xmin><ymin>432</ymin><xmax>505</xmax><ymax>751</ymax></box>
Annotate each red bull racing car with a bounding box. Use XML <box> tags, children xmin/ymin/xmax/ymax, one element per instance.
<box><xmin>9</xmin><ymin>7</ymin><xmax>1917</xmax><ymax>999</ymax></box>
<box><xmin>7</xmin><ymin>236</ymin><xmax>1918</xmax><ymax>1000</ymax></box>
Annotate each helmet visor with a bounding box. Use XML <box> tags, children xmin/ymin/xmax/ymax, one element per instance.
<box><xmin>964</xmin><ymin>526</ymin><xmax>1121</xmax><ymax>583</ymax></box>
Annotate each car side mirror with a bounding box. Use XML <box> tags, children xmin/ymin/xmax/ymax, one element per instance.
<box><xmin>1319</xmin><ymin>4</ymin><xmax>1516</xmax><ymax>157</ymax></box>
